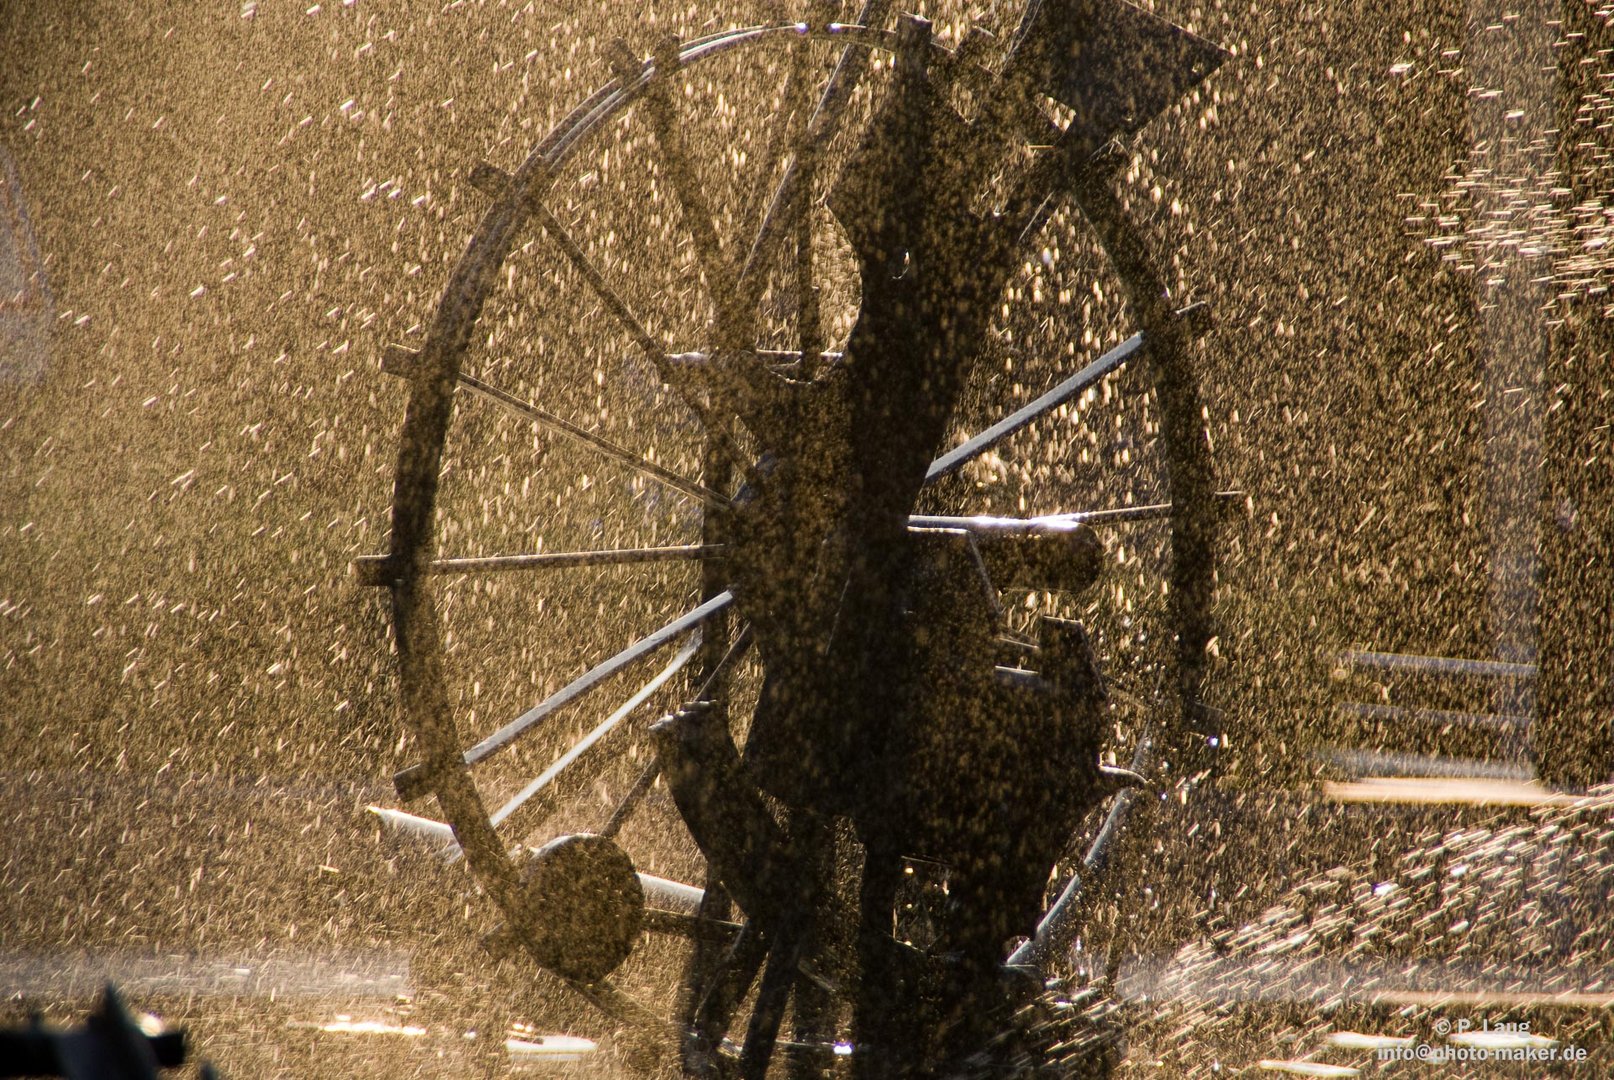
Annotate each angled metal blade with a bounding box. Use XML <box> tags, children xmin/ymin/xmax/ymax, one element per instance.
<box><xmin>1003</xmin><ymin>0</ymin><xmax>1229</xmax><ymax>151</ymax></box>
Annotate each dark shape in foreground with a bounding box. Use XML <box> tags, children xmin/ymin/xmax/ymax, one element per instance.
<box><xmin>0</xmin><ymin>984</ymin><xmax>205</xmax><ymax>1080</ymax></box>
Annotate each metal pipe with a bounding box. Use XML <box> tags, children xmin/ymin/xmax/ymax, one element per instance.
<box><xmin>924</xmin><ymin>332</ymin><xmax>1145</xmax><ymax>482</ymax></box>
<box><xmin>490</xmin><ymin>638</ymin><xmax>701</xmax><ymax>832</ymax></box>
<box><xmin>355</xmin><ymin>545</ymin><xmax>718</xmax><ymax>585</ymax></box>
<box><xmin>1339</xmin><ymin>650</ymin><xmax>1538</xmax><ymax>680</ymax></box>
<box><xmin>393</xmin><ymin>592</ymin><xmax>734</xmax><ymax>799</ymax></box>
<box><xmin>639</xmin><ymin>873</ymin><xmax>708</xmax><ymax>916</ymax></box>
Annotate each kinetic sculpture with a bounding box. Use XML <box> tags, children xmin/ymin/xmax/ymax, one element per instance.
<box><xmin>358</xmin><ymin>2</ymin><xmax>1228</xmax><ymax>1074</ymax></box>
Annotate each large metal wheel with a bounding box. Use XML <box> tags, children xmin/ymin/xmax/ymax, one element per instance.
<box><xmin>359</xmin><ymin>5</ymin><xmax>1225</xmax><ymax>1077</ymax></box>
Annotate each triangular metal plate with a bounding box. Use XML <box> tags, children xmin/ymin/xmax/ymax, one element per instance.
<box><xmin>1002</xmin><ymin>0</ymin><xmax>1229</xmax><ymax>150</ymax></box>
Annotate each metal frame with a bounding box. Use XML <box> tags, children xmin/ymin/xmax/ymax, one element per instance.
<box><xmin>361</xmin><ymin>5</ymin><xmax>1228</xmax><ymax>1077</ymax></box>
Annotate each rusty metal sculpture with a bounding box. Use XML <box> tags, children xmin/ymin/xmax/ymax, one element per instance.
<box><xmin>358</xmin><ymin>2</ymin><xmax>1228</xmax><ymax>1075</ymax></box>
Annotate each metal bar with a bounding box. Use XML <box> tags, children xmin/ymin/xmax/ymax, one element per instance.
<box><xmin>754</xmin><ymin>348</ymin><xmax>842</xmax><ymax>363</ymax></box>
<box><xmin>393</xmin><ymin>592</ymin><xmax>733</xmax><ymax>800</ymax></box>
<box><xmin>642</xmin><ymin>908</ymin><xmax>744</xmax><ymax>944</ymax></box>
<box><xmin>639</xmin><ymin>873</ymin><xmax>709</xmax><ymax>917</ymax></box>
<box><xmin>599</xmin><ymin>627</ymin><xmax>754</xmax><ymax>841</ymax></box>
<box><xmin>1339</xmin><ymin>650</ymin><xmax>1538</xmax><ymax>680</ymax></box>
<box><xmin>471</xmin><ymin>163</ymin><xmax>664</xmax><ymax>362</ymax></box>
<box><xmin>1008</xmin><ymin>733</ymin><xmax>1155</xmax><ymax>973</ymax></box>
<box><xmin>739</xmin><ymin>931</ymin><xmax>804</xmax><ymax>1080</ymax></box>
<box><xmin>465</xmin><ymin>591</ymin><xmax>723</xmax><ymax>771</ymax></box>
<box><xmin>600</xmin><ymin>758</ymin><xmax>662</xmax><ymax>839</ymax></box>
<box><xmin>489</xmin><ymin>637</ymin><xmax>700</xmax><ymax>831</ymax></box>
<box><xmin>793</xmin><ymin>156</ymin><xmax>822</xmax><ymax>374</ymax></box>
<box><xmin>608</xmin><ymin>38</ymin><xmax>740</xmax><ymax>330</ymax></box>
<box><xmin>467</xmin><ymin>161</ymin><xmax>754</xmax><ymax>520</ymax></box>
<box><xmin>735</xmin><ymin>10</ymin><xmax>818</xmax><ymax>250</ymax></box>
<box><xmin>993</xmin><ymin>666</ymin><xmax>1051</xmax><ymax>693</ymax></box>
<box><xmin>456</xmin><ymin>368</ymin><xmax>725</xmax><ymax>507</ymax></box>
<box><xmin>924</xmin><ymin>331</ymin><xmax>1145</xmax><ymax>482</ymax></box>
<box><xmin>689</xmin><ymin>921</ymin><xmax>769</xmax><ymax>1065</ymax></box>
<box><xmin>907</xmin><ymin>493</ymin><xmax>1245</xmax><ymax>534</ymax></box>
<box><xmin>354</xmin><ymin>545</ymin><xmax>718</xmax><ymax>585</ymax></box>
<box><xmin>564</xmin><ymin>977</ymin><xmax>674</xmax><ymax>1040</ymax></box>
<box><xmin>366</xmin><ymin>502</ymin><xmax>1243</xmax><ymax>582</ymax></box>
<box><xmin>910</xmin><ymin>509</ymin><xmax>1136</xmax><ymax>534</ymax></box>
<box><xmin>1336</xmin><ymin>702</ymin><xmax>1531</xmax><ymax>731</ymax></box>
<box><xmin>1314</xmin><ymin>747</ymin><xmax>1535</xmax><ymax>782</ymax></box>
<box><xmin>736</xmin><ymin>0</ymin><xmax>892</xmax><ymax>304</ymax></box>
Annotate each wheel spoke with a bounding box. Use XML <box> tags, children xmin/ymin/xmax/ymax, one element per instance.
<box><xmin>468</xmin><ymin>161</ymin><xmax>753</xmax><ymax>469</ymax></box>
<box><xmin>607</xmin><ymin>37</ymin><xmax>741</xmax><ymax>336</ymax></box>
<box><xmin>384</xmin><ymin>343</ymin><xmax>724</xmax><ymax>506</ymax></box>
<box><xmin>908</xmin><ymin>493</ymin><xmax>1244</xmax><ymax>533</ymax></box>
<box><xmin>1006</xmin><ymin>779</ymin><xmax>1144</xmax><ymax>974</ymax></box>
<box><xmin>923</xmin><ymin>331</ymin><xmax>1143</xmax><ymax>483</ymax></box>
<box><xmin>473</xmin><ymin>376</ymin><xmax>724</xmax><ymax>513</ymax></box>
<box><xmin>736</xmin><ymin>0</ymin><xmax>892</xmax><ymax>313</ymax></box>
<box><xmin>393</xmin><ymin>592</ymin><xmax>734</xmax><ymax>799</ymax></box>
<box><xmin>488</xmin><ymin>636</ymin><xmax>701</xmax><ymax>835</ymax></box>
<box><xmin>467</xmin><ymin>161</ymin><xmax>664</xmax><ymax>363</ymax></box>
<box><xmin>920</xmin><ymin>304</ymin><xmax>1209</xmax><ymax>484</ymax></box>
<box><xmin>734</xmin><ymin>11</ymin><xmax>819</xmax><ymax>251</ymax></box>
<box><xmin>599</xmin><ymin>758</ymin><xmax>662</xmax><ymax>838</ymax></box>
<box><xmin>643</xmin><ymin>908</ymin><xmax>746</xmax><ymax>944</ymax></box>
<box><xmin>467</xmin><ymin>594</ymin><xmax>730</xmax><ymax>767</ymax></box>
<box><xmin>354</xmin><ymin>544</ymin><xmax>720</xmax><ymax>586</ymax></box>
<box><xmin>566</xmin><ymin>977</ymin><xmax>675</xmax><ymax>1041</ymax></box>
<box><xmin>792</xmin><ymin>154</ymin><xmax>822</xmax><ymax>370</ymax></box>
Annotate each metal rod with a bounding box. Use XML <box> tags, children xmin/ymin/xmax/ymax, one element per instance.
<box><xmin>993</xmin><ymin>666</ymin><xmax>1051</xmax><ymax>693</ymax></box>
<box><xmin>489</xmin><ymin>637</ymin><xmax>701</xmax><ymax>831</ymax></box>
<box><xmin>470</xmin><ymin>592</ymin><xmax>733</xmax><ymax>766</ymax></box>
<box><xmin>355</xmin><ymin>544</ymin><xmax>719</xmax><ymax>585</ymax></box>
<box><xmin>474</xmin><ymin>160</ymin><xmax>752</xmax><ymax>469</ymax></box>
<box><xmin>737</xmin><ymin>1</ymin><xmax>892</xmax><ymax>306</ymax></box>
<box><xmin>735</xmin><ymin>12</ymin><xmax>816</xmax><ymax>250</ymax></box>
<box><xmin>754</xmin><ymin>348</ymin><xmax>843</xmax><ymax>363</ymax></box>
<box><xmin>600</xmin><ymin>758</ymin><xmax>663</xmax><ymax>839</ymax></box>
<box><xmin>643</xmin><ymin>908</ymin><xmax>745</xmax><ymax>944</ymax></box>
<box><xmin>910</xmin><ymin>510</ymin><xmax>1129</xmax><ymax>534</ymax></box>
<box><xmin>690</xmin><ymin>921</ymin><xmax>770</xmax><ymax>1063</ymax></box>
<box><xmin>924</xmin><ymin>331</ymin><xmax>1145</xmax><ymax>482</ymax></box>
<box><xmin>608</xmin><ymin>37</ymin><xmax>741</xmax><ymax>332</ymax></box>
<box><xmin>488</xmin><ymin>625</ymin><xmax>752</xmax><ymax>842</ymax></box>
<box><xmin>509</xmin><ymin>175</ymin><xmax>664</xmax><ymax>362</ymax></box>
<box><xmin>908</xmin><ymin>492</ymin><xmax>1245</xmax><ymax>534</ymax></box>
<box><xmin>639</xmin><ymin>872</ymin><xmax>709</xmax><ymax>917</ymax></box>
<box><xmin>564</xmin><ymin>977</ymin><xmax>674</xmax><ymax>1039</ymax></box>
<box><xmin>361</xmin><ymin>496</ymin><xmax>1252</xmax><ymax>586</ymax></box>
<box><xmin>1338</xmin><ymin>650</ymin><xmax>1538</xmax><ymax>680</ymax></box>
<box><xmin>1008</xmin><ymin>733</ymin><xmax>1155</xmax><ymax>973</ymax></box>
<box><xmin>456</xmin><ymin>368</ymin><xmax>726</xmax><ymax>507</ymax></box>
<box><xmin>739</xmin><ymin>930</ymin><xmax>804</xmax><ymax>1080</ymax></box>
